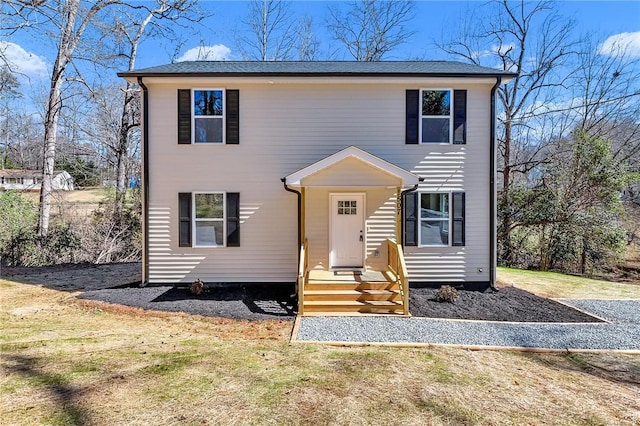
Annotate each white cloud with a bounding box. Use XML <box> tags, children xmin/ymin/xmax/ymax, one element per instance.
<box><xmin>177</xmin><ymin>45</ymin><xmax>231</xmax><ymax>62</ymax></box>
<box><xmin>598</xmin><ymin>31</ymin><xmax>640</xmax><ymax>58</ymax></box>
<box><xmin>0</xmin><ymin>41</ymin><xmax>48</xmax><ymax>78</ymax></box>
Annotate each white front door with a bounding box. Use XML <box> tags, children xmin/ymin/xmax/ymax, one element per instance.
<box><xmin>330</xmin><ymin>193</ymin><xmax>365</xmax><ymax>269</ymax></box>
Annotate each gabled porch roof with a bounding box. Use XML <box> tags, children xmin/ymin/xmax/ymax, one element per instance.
<box><xmin>284</xmin><ymin>146</ymin><xmax>420</xmax><ymax>188</ymax></box>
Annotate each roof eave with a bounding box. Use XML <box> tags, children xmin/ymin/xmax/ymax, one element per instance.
<box><xmin>118</xmin><ymin>71</ymin><xmax>518</xmax><ymax>79</ymax></box>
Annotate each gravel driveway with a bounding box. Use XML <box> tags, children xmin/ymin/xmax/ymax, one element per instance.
<box><xmin>294</xmin><ymin>299</ymin><xmax>640</xmax><ymax>351</ymax></box>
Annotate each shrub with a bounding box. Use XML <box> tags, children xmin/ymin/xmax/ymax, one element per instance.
<box><xmin>435</xmin><ymin>285</ymin><xmax>459</xmax><ymax>303</ymax></box>
<box><xmin>190</xmin><ymin>279</ymin><xmax>205</xmax><ymax>296</ymax></box>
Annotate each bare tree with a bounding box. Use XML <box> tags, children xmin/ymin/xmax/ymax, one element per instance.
<box><xmin>2</xmin><ymin>0</ymin><xmax>205</xmax><ymax>236</ymax></box>
<box><xmin>108</xmin><ymin>0</ymin><xmax>204</xmax><ymax>225</ymax></box>
<box><xmin>571</xmin><ymin>35</ymin><xmax>640</xmax><ymax>163</ymax></box>
<box><xmin>2</xmin><ymin>0</ymin><xmax>128</xmax><ymax>236</ymax></box>
<box><xmin>296</xmin><ymin>15</ymin><xmax>320</xmax><ymax>61</ymax></box>
<box><xmin>236</xmin><ymin>0</ymin><xmax>296</xmax><ymax>61</ymax></box>
<box><xmin>439</xmin><ymin>0</ymin><xmax>576</xmax><ymax>265</ymax></box>
<box><xmin>326</xmin><ymin>0</ymin><xmax>415</xmax><ymax>61</ymax></box>
<box><xmin>0</xmin><ymin>65</ymin><xmax>21</xmax><ymax>169</ymax></box>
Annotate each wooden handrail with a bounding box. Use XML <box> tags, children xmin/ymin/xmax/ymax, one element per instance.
<box><xmin>386</xmin><ymin>238</ymin><xmax>410</xmax><ymax>316</ymax></box>
<box><xmin>297</xmin><ymin>239</ymin><xmax>308</xmax><ymax>316</ymax></box>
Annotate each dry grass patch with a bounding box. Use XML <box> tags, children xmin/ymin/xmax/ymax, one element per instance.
<box><xmin>498</xmin><ymin>267</ymin><xmax>640</xmax><ymax>299</ymax></box>
<box><xmin>1</xmin><ymin>278</ymin><xmax>639</xmax><ymax>425</ymax></box>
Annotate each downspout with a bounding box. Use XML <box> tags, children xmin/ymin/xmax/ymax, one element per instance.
<box><xmin>489</xmin><ymin>76</ymin><xmax>502</xmax><ymax>291</ymax></box>
<box><xmin>281</xmin><ymin>178</ymin><xmax>302</xmax><ymax>256</ymax></box>
<box><xmin>138</xmin><ymin>77</ymin><xmax>149</xmax><ymax>286</ymax></box>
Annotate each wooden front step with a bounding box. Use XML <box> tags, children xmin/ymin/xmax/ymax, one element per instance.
<box><xmin>302</xmin><ymin>271</ymin><xmax>407</xmax><ymax>316</ymax></box>
<box><xmin>305</xmin><ymin>289</ymin><xmax>402</xmax><ymax>302</ymax></box>
<box><xmin>303</xmin><ymin>300</ymin><xmax>405</xmax><ymax>315</ymax></box>
<box><xmin>305</xmin><ymin>281</ymin><xmax>399</xmax><ymax>291</ymax></box>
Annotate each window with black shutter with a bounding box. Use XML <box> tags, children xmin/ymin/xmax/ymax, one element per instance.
<box><xmin>178</xmin><ymin>192</ymin><xmax>240</xmax><ymax>247</ymax></box>
<box><xmin>177</xmin><ymin>89</ymin><xmax>240</xmax><ymax>144</ymax></box>
<box><xmin>406</xmin><ymin>191</ymin><xmax>466</xmax><ymax>247</ymax></box>
<box><xmin>406</xmin><ymin>89</ymin><xmax>467</xmax><ymax>144</ymax></box>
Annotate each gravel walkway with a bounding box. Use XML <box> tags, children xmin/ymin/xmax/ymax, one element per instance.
<box><xmin>294</xmin><ymin>299</ymin><xmax>640</xmax><ymax>351</ymax></box>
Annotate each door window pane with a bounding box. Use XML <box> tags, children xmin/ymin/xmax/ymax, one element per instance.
<box><xmin>338</xmin><ymin>200</ymin><xmax>357</xmax><ymax>215</ymax></box>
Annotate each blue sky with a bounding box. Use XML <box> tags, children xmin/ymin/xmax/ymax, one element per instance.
<box><xmin>134</xmin><ymin>0</ymin><xmax>640</xmax><ymax>66</ymax></box>
<box><xmin>3</xmin><ymin>1</ymin><xmax>640</xmax><ymax>83</ymax></box>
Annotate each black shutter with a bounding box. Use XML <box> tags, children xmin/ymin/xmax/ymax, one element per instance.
<box><xmin>403</xmin><ymin>192</ymin><xmax>418</xmax><ymax>246</ymax></box>
<box><xmin>177</xmin><ymin>89</ymin><xmax>191</xmax><ymax>144</ymax></box>
<box><xmin>179</xmin><ymin>192</ymin><xmax>192</xmax><ymax>247</ymax></box>
<box><xmin>226</xmin><ymin>192</ymin><xmax>240</xmax><ymax>246</ymax></box>
<box><xmin>226</xmin><ymin>89</ymin><xmax>240</xmax><ymax>144</ymax></box>
<box><xmin>405</xmin><ymin>90</ymin><xmax>419</xmax><ymax>144</ymax></box>
<box><xmin>453</xmin><ymin>90</ymin><xmax>467</xmax><ymax>145</ymax></box>
<box><xmin>452</xmin><ymin>192</ymin><xmax>465</xmax><ymax>246</ymax></box>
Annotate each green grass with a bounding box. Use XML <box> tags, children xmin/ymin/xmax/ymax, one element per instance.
<box><xmin>497</xmin><ymin>267</ymin><xmax>640</xmax><ymax>299</ymax></box>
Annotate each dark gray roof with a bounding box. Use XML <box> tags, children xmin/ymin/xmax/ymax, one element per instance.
<box><xmin>118</xmin><ymin>61</ymin><xmax>516</xmax><ymax>78</ymax></box>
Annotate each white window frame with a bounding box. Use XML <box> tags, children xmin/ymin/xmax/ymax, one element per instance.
<box><xmin>418</xmin><ymin>192</ymin><xmax>451</xmax><ymax>247</ymax></box>
<box><xmin>419</xmin><ymin>88</ymin><xmax>453</xmax><ymax>144</ymax></box>
<box><xmin>192</xmin><ymin>88</ymin><xmax>225</xmax><ymax>144</ymax></box>
<box><xmin>192</xmin><ymin>191</ymin><xmax>226</xmax><ymax>248</ymax></box>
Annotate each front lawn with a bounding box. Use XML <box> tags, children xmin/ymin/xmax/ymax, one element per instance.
<box><xmin>497</xmin><ymin>267</ymin><xmax>640</xmax><ymax>299</ymax></box>
<box><xmin>1</xmin><ymin>278</ymin><xmax>639</xmax><ymax>425</ymax></box>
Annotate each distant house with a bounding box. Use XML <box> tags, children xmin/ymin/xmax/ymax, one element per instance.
<box><xmin>119</xmin><ymin>61</ymin><xmax>515</xmax><ymax>315</ymax></box>
<box><xmin>0</xmin><ymin>170</ymin><xmax>74</xmax><ymax>191</ymax></box>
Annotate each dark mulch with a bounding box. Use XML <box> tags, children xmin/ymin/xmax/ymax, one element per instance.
<box><xmin>3</xmin><ymin>263</ymin><xmax>602</xmax><ymax>322</ymax></box>
<box><xmin>80</xmin><ymin>283</ymin><xmax>298</xmax><ymax>321</ymax></box>
<box><xmin>410</xmin><ymin>285</ymin><xmax>602</xmax><ymax>323</ymax></box>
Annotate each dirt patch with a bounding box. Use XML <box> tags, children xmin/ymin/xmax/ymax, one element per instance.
<box><xmin>409</xmin><ymin>285</ymin><xmax>601</xmax><ymax>323</ymax></box>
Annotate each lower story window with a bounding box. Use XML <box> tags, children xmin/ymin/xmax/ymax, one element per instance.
<box><xmin>420</xmin><ymin>193</ymin><xmax>449</xmax><ymax>246</ymax></box>
<box><xmin>194</xmin><ymin>192</ymin><xmax>225</xmax><ymax>247</ymax></box>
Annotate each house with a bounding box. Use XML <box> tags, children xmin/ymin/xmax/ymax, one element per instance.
<box><xmin>119</xmin><ymin>61</ymin><xmax>515</xmax><ymax>315</ymax></box>
<box><xmin>0</xmin><ymin>169</ymin><xmax>74</xmax><ymax>191</ymax></box>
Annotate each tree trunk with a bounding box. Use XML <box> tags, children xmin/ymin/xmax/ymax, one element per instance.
<box><xmin>113</xmin><ymin>86</ymin><xmax>133</xmax><ymax>226</ymax></box>
<box><xmin>499</xmin><ymin>119</ymin><xmax>513</xmax><ymax>265</ymax></box>
<box><xmin>38</xmin><ymin>0</ymin><xmax>80</xmax><ymax>237</ymax></box>
<box><xmin>38</xmin><ymin>62</ymin><xmax>65</xmax><ymax>237</ymax></box>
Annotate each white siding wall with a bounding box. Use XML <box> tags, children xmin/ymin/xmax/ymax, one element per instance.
<box><xmin>145</xmin><ymin>81</ymin><xmax>492</xmax><ymax>283</ymax></box>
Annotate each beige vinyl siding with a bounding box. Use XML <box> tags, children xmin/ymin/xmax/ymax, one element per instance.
<box><xmin>304</xmin><ymin>187</ymin><xmax>396</xmax><ymax>272</ymax></box>
<box><xmin>301</xmin><ymin>157</ymin><xmax>402</xmax><ymax>187</ymax></box>
<box><xmin>145</xmin><ymin>81</ymin><xmax>492</xmax><ymax>283</ymax></box>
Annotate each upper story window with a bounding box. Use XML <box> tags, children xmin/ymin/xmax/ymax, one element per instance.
<box><xmin>193</xmin><ymin>89</ymin><xmax>224</xmax><ymax>143</ymax></box>
<box><xmin>421</xmin><ymin>89</ymin><xmax>452</xmax><ymax>144</ymax></box>
<box><xmin>405</xmin><ymin>89</ymin><xmax>465</xmax><ymax>145</ymax></box>
<box><xmin>178</xmin><ymin>89</ymin><xmax>239</xmax><ymax>145</ymax></box>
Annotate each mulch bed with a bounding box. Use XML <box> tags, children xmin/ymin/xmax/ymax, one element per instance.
<box><xmin>410</xmin><ymin>285</ymin><xmax>601</xmax><ymax>323</ymax></box>
<box><xmin>3</xmin><ymin>263</ymin><xmax>602</xmax><ymax>322</ymax></box>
